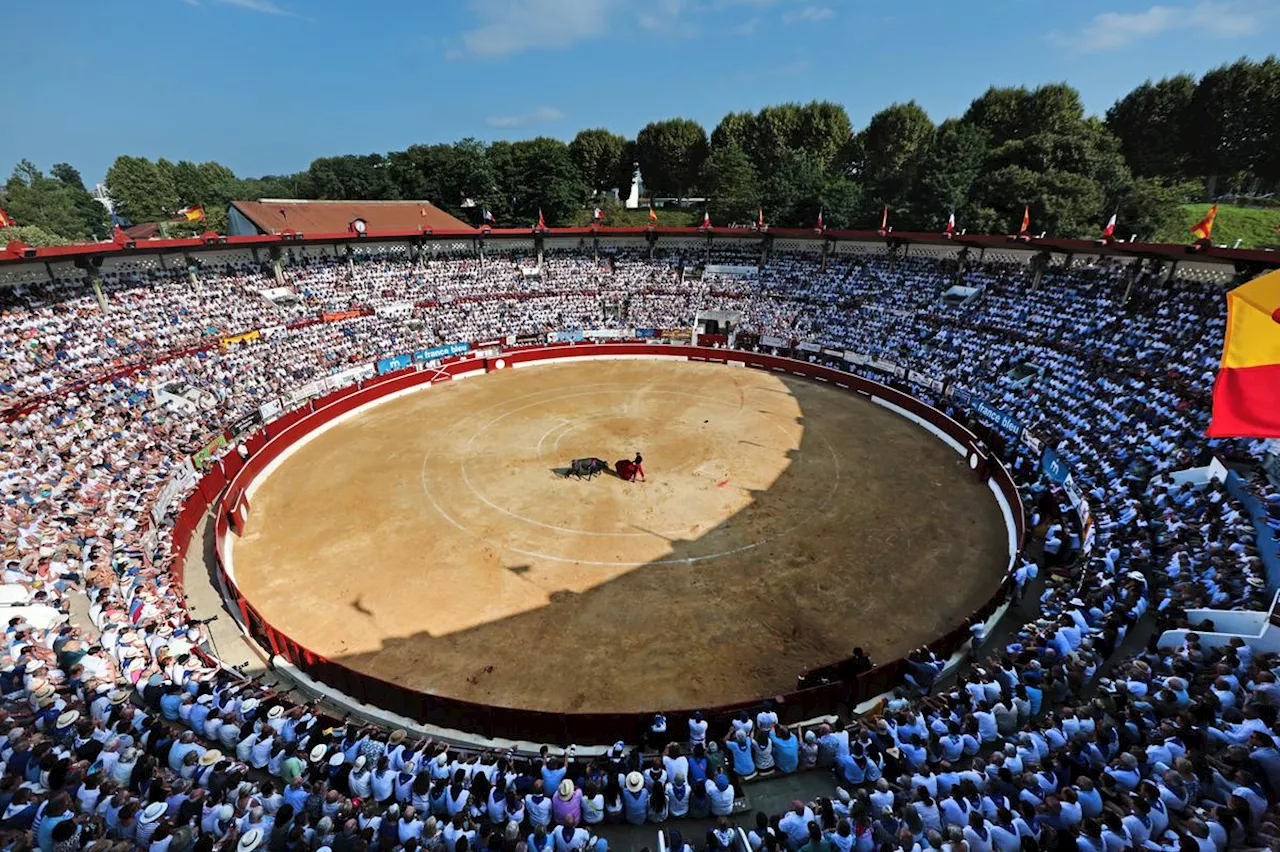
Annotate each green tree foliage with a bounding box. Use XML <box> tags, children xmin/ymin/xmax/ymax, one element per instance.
<box><xmin>506</xmin><ymin>137</ymin><xmax>587</xmax><ymax>225</ymax></box>
<box><xmin>4</xmin><ymin>160</ymin><xmax>105</xmax><ymax>241</ymax></box>
<box><xmin>105</xmin><ymin>155</ymin><xmax>178</xmax><ymax>222</ymax></box>
<box><xmin>568</xmin><ymin>129</ymin><xmax>628</xmax><ymax>195</ymax></box>
<box><xmin>635</xmin><ymin>118</ymin><xmax>708</xmax><ymax>198</ymax></box>
<box><xmin>700</xmin><ymin>143</ymin><xmax>759</xmax><ymax>224</ymax></box>
<box><xmin>859</xmin><ymin>101</ymin><xmax>935</xmax><ymax>211</ymax></box>
<box><xmin>909</xmin><ymin>120</ymin><xmax>988</xmax><ymax>226</ymax></box>
<box><xmin>1105</xmin><ymin>75</ymin><xmax>1196</xmax><ymax>180</ymax></box>
<box><xmin>49</xmin><ymin>163</ymin><xmax>109</xmax><ymax>239</ymax></box>
<box><xmin>306</xmin><ymin>154</ymin><xmax>398</xmax><ymax>200</ymax></box>
<box><xmin>761</xmin><ymin>148</ymin><xmax>827</xmax><ymax>228</ymax></box>
<box><xmin>0</xmin><ymin>224</ymin><xmax>71</xmax><ymax>247</ymax></box>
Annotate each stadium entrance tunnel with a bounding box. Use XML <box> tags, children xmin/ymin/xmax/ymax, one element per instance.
<box><xmin>205</xmin><ymin>345</ymin><xmax>1019</xmax><ymax>744</ymax></box>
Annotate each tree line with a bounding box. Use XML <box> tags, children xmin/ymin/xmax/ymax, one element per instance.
<box><xmin>2</xmin><ymin>56</ymin><xmax>1277</xmax><ymax>247</ymax></box>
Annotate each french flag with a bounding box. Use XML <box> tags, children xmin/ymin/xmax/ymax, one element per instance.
<box><xmin>593</xmin><ymin>207</ymin><xmax>604</xmax><ymax>221</ymax></box>
<box><xmin>944</xmin><ymin>211</ymin><xmax>955</xmax><ymax>235</ymax></box>
<box><xmin>482</xmin><ymin>208</ymin><xmax>495</xmax><ymax>224</ymax></box>
<box><xmin>1102</xmin><ymin>211</ymin><xmax>1117</xmax><ymax>238</ymax></box>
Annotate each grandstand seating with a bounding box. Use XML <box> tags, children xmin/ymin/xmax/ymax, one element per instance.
<box><xmin>1</xmin><ymin>236</ymin><xmax>1278</xmax><ymax>851</ymax></box>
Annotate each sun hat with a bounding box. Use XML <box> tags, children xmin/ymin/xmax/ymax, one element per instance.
<box><xmin>435</xmin><ymin>751</ymin><xmax>449</xmax><ymax>767</ymax></box>
<box><xmin>56</xmin><ymin>710</ymin><xmax>79</xmax><ymax>729</ymax></box>
<box><xmin>354</xmin><ymin>756</ymin><xmax>367</xmax><ymax>770</ymax></box>
<box><xmin>558</xmin><ymin>779</ymin><xmax>575</xmax><ymax>800</ymax></box>
<box><xmin>328</xmin><ymin>752</ymin><xmax>344</xmax><ymax>768</ymax></box>
<box><xmin>199</xmin><ymin>749</ymin><xmax>223</xmax><ymax>767</ymax></box>
<box><xmin>140</xmin><ymin>802</ymin><xmax>167</xmax><ymax>824</ymax></box>
<box><xmin>109</xmin><ymin>688</ymin><xmax>130</xmax><ymax>705</ymax></box>
<box><xmin>216</xmin><ymin>804</ymin><xmax>234</xmax><ymax>822</ymax></box>
<box><xmin>389</xmin><ymin>729</ymin><xmax>407</xmax><ymax>745</ymax></box>
<box><xmin>237</xmin><ymin>828</ymin><xmax>264</xmax><ymax>852</ymax></box>
<box><xmin>310</xmin><ymin>744</ymin><xmax>327</xmax><ymax>763</ymax></box>
<box><xmin>625</xmin><ymin>772</ymin><xmax>644</xmax><ymax>793</ymax></box>
<box><xmin>240</xmin><ymin>698</ymin><xmax>260</xmax><ymax>714</ymax></box>
<box><xmin>267</xmin><ymin>706</ymin><xmax>284</xmax><ymax>720</ymax></box>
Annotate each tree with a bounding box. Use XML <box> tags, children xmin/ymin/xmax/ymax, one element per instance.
<box><xmin>1105</xmin><ymin>75</ymin><xmax>1196</xmax><ymax>180</ymax></box>
<box><xmin>1113</xmin><ymin>177</ymin><xmax>1200</xmax><ymax>241</ymax></box>
<box><xmin>700</xmin><ymin>143</ymin><xmax>759</xmax><ymax>224</ymax></box>
<box><xmin>50</xmin><ymin>162</ymin><xmax>109</xmax><ymax>239</ymax></box>
<box><xmin>760</xmin><ymin>148</ymin><xmax>827</xmax><ymax>227</ymax></box>
<box><xmin>710</xmin><ymin>111</ymin><xmax>754</xmax><ymax>153</ymax></box>
<box><xmin>4</xmin><ymin>160</ymin><xmax>99</xmax><ymax>241</ymax></box>
<box><xmin>568</xmin><ymin>129</ymin><xmax>627</xmax><ymax>194</ymax></box>
<box><xmin>859</xmin><ymin>101</ymin><xmax>935</xmax><ymax>210</ymax></box>
<box><xmin>794</xmin><ymin>101</ymin><xmax>854</xmax><ymax>174</ymax></box>
<box><xmin>507</xmin><ymin>137</ymin><xmax>586</xmax><ymax>225</ymax></box>
<box><xmin>105</xmin><ymin>155</ymin><xmax>177</xmax><ymax>223</ymax></box>
<box><xmin>910</xmin><ymin>120</ymin><xmax>988</xmax><ymax>227</ymax></box>
<box><xmin>634</xmin><ymin>119</ymin><xmax>708</xmax><ymax>198</ymax></box>
<box><xmin>306</xmin><ymin>154</ymin><xmax>397</xmax><ymax>200</ymax></box>
<box><xmin>1187</xmin><ymin>58</ymin><xmax>1280</xmax><ymax>196</ymax></box>
<box><xmin>0</xmin><ymin>224</ymin><xmax>71</xmax><ymax>247</ymax></box>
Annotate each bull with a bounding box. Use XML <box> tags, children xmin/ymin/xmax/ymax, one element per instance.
<box><xmin>567</xmin><ymin>458</ymin><xmax>609</xmax><ymax>480</ymax></box>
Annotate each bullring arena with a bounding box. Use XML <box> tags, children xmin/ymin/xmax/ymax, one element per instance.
<box><xmin>226</xmin><ymin>355</ymin><xmax>1009</xmax><ymax>714</ymax></box>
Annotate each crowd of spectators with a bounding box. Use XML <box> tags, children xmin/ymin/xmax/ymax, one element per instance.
<box><xmin>1</xmin><ymin>242</ymin><xmax>1278</xmax><ymax>851</ymax></box>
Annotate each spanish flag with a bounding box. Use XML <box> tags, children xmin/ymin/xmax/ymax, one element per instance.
<box><xmin>181</xmin><ymin>205</ymin><xmax>206</xmax><ymax>222</ymax></box>
<box><xmin>0</xmin><ymin>207</ymin><xmax>15</xmax><ymax>228</ymax></box>
<box><xmin>1019</xmin><ymin>204</ymin><xmax>1030</xmax><ymax>235</ymax></box>
<box><xmin>1207</xmin><ymin>268</ymin><xmax>1280</xmax><ymax>437</ymax></box>
<box><xmin>1190</xmin><ymin>203</ymin><xmax>1217</xmax><ymax>241</ymax></box>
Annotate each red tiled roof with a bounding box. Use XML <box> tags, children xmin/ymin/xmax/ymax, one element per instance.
<box><xmin>231</xmin><ymin>199</ymin><xmax>470</xmax><ymax>234</ymax></box>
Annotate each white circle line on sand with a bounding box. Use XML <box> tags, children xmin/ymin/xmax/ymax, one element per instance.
<box><xmin>416</xmin><ymin>377</ymin><xmax>843</xmax><ymax>565</ymax></box>
<box><xmin>457</xmin><ymin>386</ymin><xmax>794</xmax><ymax>539</ymax></box>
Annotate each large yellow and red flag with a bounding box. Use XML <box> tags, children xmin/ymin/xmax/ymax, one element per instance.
<box><xmin>1207</xmin><ymin>268</ymin><xmax>1280</xmax><ymax>437</ymax></box>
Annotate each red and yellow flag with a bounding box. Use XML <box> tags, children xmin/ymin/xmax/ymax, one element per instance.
<box><xmin>0</xmin><ymin>207</ymin><xmax>16</xmax><ymax>228</ymax></box>
<box><xmin>1019</xmin><ymin>204</ymin><xmax>1030</xmax><ymax>235</ymax></box>
<box><xmin>1207</xmin><ymin>268</ymin><xmax>1280</xmax><ymax>437</ymax></box>
<box><xmin>1190</xmin><ymin>204</ymin><xmax>1218</xmax><ymax>241</ymax></box>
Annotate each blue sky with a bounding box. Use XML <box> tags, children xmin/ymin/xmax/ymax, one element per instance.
<box><xmin>6</xmin><ymin>0</ymin><xmax>1277</xmax><ymax>185</ymax></box>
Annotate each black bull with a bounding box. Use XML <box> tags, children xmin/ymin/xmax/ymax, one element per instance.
<box><xmin>568</xmin><ymin>458</ymin><xmax>609</xmax><ymax>480</ymax></box>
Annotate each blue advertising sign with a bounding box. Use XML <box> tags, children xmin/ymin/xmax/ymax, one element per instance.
<box><xmin>635</xmin><ymin>328</ymin><xmax>659</xmax><ymax>339</ymax></box>
<box><xmin>1040</xmin><ymin>447</ymin><xmax>1071</xmax><ymax>484</ymax></box>
<box><xmin>412</xmin><ymin>342</ymin><xmax>469</xmax><ymax>363</ymax></box>
<box><xmin>972</xmin><ymin>398</ymin><xmax>1022</xmax><ymax>435</ymax></box>
<box><xmin>376</xmin><ymin>353</ymin><xmax>413</xmax><ymax>375</ymax></box>
<box><xmin>548</xmin><ymin>329</ymin><xmax>585</xmax><ymax>343</ymax></box>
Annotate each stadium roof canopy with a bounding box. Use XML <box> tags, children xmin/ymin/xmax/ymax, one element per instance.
<box><xmin>228</xmin><ymin>198</ymin><xmax>469</xmax><ymax>236</ymax></box>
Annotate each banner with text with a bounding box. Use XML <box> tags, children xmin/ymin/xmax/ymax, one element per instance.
<box><xmin>547</xmin><ymin>329</ymin><xmax>585</xmax><ymax>344</ymax></box>
<box><xmin>413</xmin><ymin>342</ymin><xmax>470</xmax><ymax>363</ymax></box>
<box><xmin>376</xmin><ymin>353</ymin><xmax>414</xmax><ymax>375</ymax></box>
<box><xmin>972</xmin><ymin>398</ymin><xmax>1022</xmax><ymax>434</ymax></box>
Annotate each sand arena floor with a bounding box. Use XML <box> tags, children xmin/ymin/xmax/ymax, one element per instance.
<box><xmin>230</xmin><ymin>360</ymin><xmax>1008</xmax><ymax>713</ymax></box>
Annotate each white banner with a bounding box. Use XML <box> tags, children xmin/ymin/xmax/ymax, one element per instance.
<box><xmin>760</xmin><ymin>335</ymin><xmax>788</xmax><ymax>348</ymax></box>
<box><xmin>152</xmin><ymin>456</ymin><xmax>198</xmax><ymax>525</ymax></box>
<box><xmin>375</xmin><ymin>301</ymin><xmax>414</xmax><ymax>318</ymax></box>
<box><xmin>325</xmin><ymin>363</ymin><xmax>375</xmax><ymax>391</ymax></box>
<box><xmin>259</xmin><ymin>398</ymin><xmax>283</xmax><ymax>422</ymax></box>
<box><xmin>797</xmin><ymin>341</ymin><xmax>821</xmax><ymax>353</ymax></box>
<box><xmin>584</xmin><ymin>328</ymin><xmax>634</xmax><ymax>340</ymax></box>
<box><xmin>845</xmin><ymin>351</ymin><xmax>868</xmax><ymax>365</ymax></box>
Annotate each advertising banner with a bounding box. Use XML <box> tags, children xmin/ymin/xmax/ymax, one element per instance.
<box><xmin>151</xmin><ymin>456</ymin><xmax>198</xmax><ymax>524</ymax></box>
<box><xmin>907</xmin><ymin>370</ymin><xmax>945</xmax><ymax>393</ymax></box>
<box><xmin>515</xmin><ymin>333</ymin><xmax>543</xmax><ymax>347</ymax></box>
<box><xmin>1040</xmin><ymin>447</ymin><xmax>1071</xmax><ymax>483</ymax></box>
<box><xmin>259</xmin><ymin>399</ymin><xmax>283</xmax><ymax>422</ymax></box>
<box><xmin>220</xmin><ymin>330</ymin><xmax>261</xmax><ymax>349</ymax></box>
<box><xmin>844</xmin><ymin>351</ymin><xmax>868</xmax><ymax>365</ymax></box>
<box><xmin>1021</xmin><ymin>428</ymin><xmax>1044</xmax><ymax>454</ymax></box>
<box><xmin>376</xmin><ymin>353</ymin><xmax>414</xmax><ymax>375</ymax></box>
<box><xmin>547</xmin><ymin>329</ymin><xmax>585</xmax><ymax>344</ymax></box>
<box><xmin>322</xmin><ymin>310</ymin><xmax>364</xmax><ymax>323</ymax></box>
<box><xmin>635</xmin><ymin>328</ymin><xmax>660</xmax><ymax>340</ymax></box>
<box><xmin>327</xmin><ymin>364</ymin><xmax>375</xmax><ymax>390</ymax></box>
<box><xmin>822</xmin><ymin>348</ymin><xmax>844</xmax><ymax>358</ymax></box>
<box><xmin>413</xmin><ymin>342</ymin><xmax>470</xmax><ymax>363</ymax></box>
<box><xmin>285</xmin><ymin>378</ymin><xmax>326</xmax><ymax>409</ymax></box>
<box><xmin>760</xmin><ymin>335</ymin><xmax>789</xmax><ymax>348</ymax></box>
<box><xmin>585</xmin><ymin>328</ymin><xmax>634</xmax><ymax>340</ymax></box>
<box><xmin>659</xmin><ymin>328</ymin><xmax>693</xmax><ymax>343</ymax></box>
<box><xmin>866</xmin><ymin>358</ymin><xmax>897</xmax><ymax>375</ymax></box>
<box><xmin>375</xmin><ymin>301</ymin><xmax>414</xmax><ymax>318</ymax></box>
<box><xmin>228</xmin><ymin>410</ymin><xmax>261</xmax><ymax>439</ymax></box>
<box><xmin>797</xmin><ymin>341</ymin><xmax>821</xmax><ymax>353</ymax></box>
<box><xmin>972</xmin><ymin>398</ymin><xmax>1022</xmax><ymax>435</ymax></box>
<box><xmin>192</xmin><ymin>435</ymin><xmax>229</xmax><ymax>471</ymax></box>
